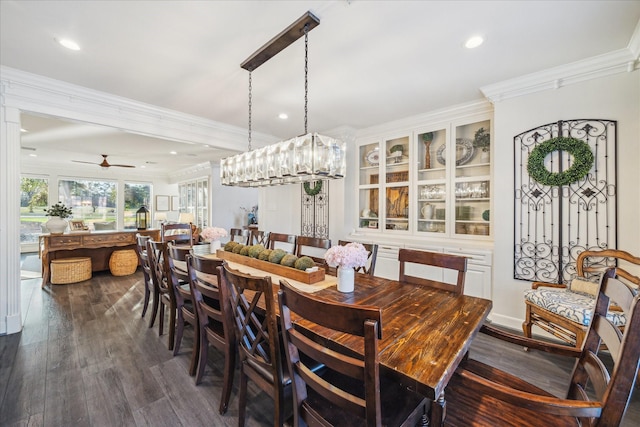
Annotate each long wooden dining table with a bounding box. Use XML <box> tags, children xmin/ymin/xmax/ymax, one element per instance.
<box><xmin>204</xmin><ymin>254</ymin><xmax>493</xmax><ymax>426</ymax></box>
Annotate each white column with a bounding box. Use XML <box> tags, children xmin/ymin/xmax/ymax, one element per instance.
<box><xmin>0</xmin><ymin>105</ymin><xmax>23</xmax><ymax>334</ymax></box>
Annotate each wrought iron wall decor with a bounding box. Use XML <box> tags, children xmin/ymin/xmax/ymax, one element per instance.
<box><xmin>514</xmin><ymin>119</ymin><xmax>617</xmax><ymax>284</ymax></box>
<box><xmin>301</xmin><ymin>181</ymin><xmax>329</xmax><ymax>238</ymax></box>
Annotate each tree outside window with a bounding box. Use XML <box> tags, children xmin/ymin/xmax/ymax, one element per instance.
<box><xmin>124</xmin><ymin>183</ymin><xmax>152</xmax><ymax>229</ymax></box>
<box><xmin>20</xmin><ymin>176</ymin><xmax>48</xmax><ymax>244</ymax></box>
<box><xmin>59</xmin><ymin>179</ymin><xmax>117</xmax><ymax>228</ymax></box>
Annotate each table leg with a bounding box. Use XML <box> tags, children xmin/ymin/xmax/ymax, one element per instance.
<box><xmin>430</xmin><ymin>392</ymin><xmax>446</xmax><ymax>427</ymax></box>
<box><xmin>41</xmin><ymin>252</ymin><xmax>50</xmax><ymax>288</ymax></box>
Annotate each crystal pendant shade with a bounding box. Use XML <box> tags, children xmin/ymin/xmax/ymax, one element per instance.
<box><xmin>220</xmin><ymin>133</ymin><xmax>346</xmax><ymax>187</ymax></box>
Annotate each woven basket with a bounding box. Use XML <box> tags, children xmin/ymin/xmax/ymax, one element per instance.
<box><xmin>51</xmin><ymin>257</ymin><xmax>92</xmax><ymax>285</ymax></box>
<box><xmin>109</xmin><ymin>249</ymin><xmax>138</xmax><ymax>276</ymax></box>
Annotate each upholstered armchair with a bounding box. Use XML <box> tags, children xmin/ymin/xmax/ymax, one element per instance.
<box><xmin>523</xmin><ymin>249</ymin><xmax>640</xmax><ymax>348</ymax></box>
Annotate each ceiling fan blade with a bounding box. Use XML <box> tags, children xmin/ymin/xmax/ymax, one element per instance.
<box><xmin>72</xmin><ymin>155</ymin><xmax>134</xmax><ymax>168</ymax></box>
<box><xmin>72</xmin><ymin>160</ymin><xmax>100</xmax><ymax>165</ymax></box>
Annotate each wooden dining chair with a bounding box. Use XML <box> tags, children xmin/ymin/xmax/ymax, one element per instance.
<box><xmin>338</xmin><ymin>240</ymin><xmax>378</xmax><ymax>276</ymax></box>
<box><xmin>267</xmin><ymin>232</ymin><xmax>297</xmax><ymax>252</ymax></box>
<box><xmin>295</xmin><ymin>236</ymin><xmax>331</xmax><ymax>265</ymax></box>
<box><xmin>277</xmin><ymin>279</ymin><xmax>428</xmax><ymax>426</ymax></box>
<box><xmin>161</xmin><ymin>222</ymin><xmax>193</xmax><ymax>246</ymax></box>
<box><xmin>146</xmin><ymin>239</ymin><xmax>177</xmax><ymax>350</ymax></box>
<box><xmin>187</xmin><ymin>254</ymin><xmax>236</xmax><ymax>414</ymax></box>
<box><xmin>229</xmin><ymin>228</ymin><xmax>249</xmax><ymax>245</ymax></box>
<box><xmin>166</xmin><ymin>244</ymin><xmax>197</xmax><ymax>374</ymax></box>
<box><xmin>444</xmin><ymin>267</ymin><xmax>640</xmax><ymax>427</ymax></box>
<box><xmin>398</xmin><ymin>248</ymin><xmax>467</xmax><ymax>294</ymax></box>
<box><xmin>135</xmin><ymin>234</ymin><xmax>153</xmax><ymax>318</ymax></box>
<box><xmin>248</xmin><ymin>229</ymin><xmax>267</xmax><ymax>246</ymax></box>
<box><xmin>219</xmin><ymin>262</ymin><xmax>289</xmax><ymax>427</ymax></box>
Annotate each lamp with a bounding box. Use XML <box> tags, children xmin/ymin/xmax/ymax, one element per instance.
<box><xmin>220</xmin><ymin>11</ymin><xmax>346</xmax><ymax>188</ymax></box>
<box><xmin>136</xmin><ymin>206</ymin><xmax>150</xmax><ymax>230</ymax></box>
<box><xmin>178</xmin><ymin>212</ymin><xmax>195</xmax><ymax>224</ymax></box>
<box><xmin>153</xmin><ymin>212</ymin><xmax>167</xmax><ymax>228</ymax></box>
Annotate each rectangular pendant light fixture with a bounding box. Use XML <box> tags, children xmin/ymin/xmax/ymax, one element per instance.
<box><xmin>221</xmin><ymin>11</ymin><xmax>346</xmax><ymax>187</ymax></box>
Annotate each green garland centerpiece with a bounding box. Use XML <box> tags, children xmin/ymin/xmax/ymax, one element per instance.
<box><xmin>303</xmin><ymin>180</ymin><xmax>323</xmax><ymax>196</ymax></box>
<box><xmin>527</xmin><ymin>137</ymin><xmax>594</xmax><ymax>186</ymax></box>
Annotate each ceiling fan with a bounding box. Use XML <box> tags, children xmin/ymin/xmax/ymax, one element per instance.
<box><xmin>72</xmin><ymin>154</ymin><xmax>135</xmax><ymax>169</ymax></box>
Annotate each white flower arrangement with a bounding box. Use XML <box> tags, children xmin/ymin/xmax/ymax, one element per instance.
<box><xmin>324</xmin><ymin>242</ymin><xmax>368</xmax><ymax>269</ymax></box>
<box><xmin>200</xmin><ymin>226</ymin><xmax>227</xmax><ymax>242</ymax></box>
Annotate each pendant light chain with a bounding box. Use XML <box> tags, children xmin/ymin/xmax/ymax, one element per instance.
<box><xmin>304</xmin><ymin>24</ymin><xmax>309</xmax><ymax>135</ymax></box>
<box><xmin>222</xmin><ymin>12</ymin><xmax>346</xmax><ymax>188</ymax></box>
<box><xmin>248</xmin><ymin>70</ymin><xmax>253</xmax><ymax>151</ymax></box>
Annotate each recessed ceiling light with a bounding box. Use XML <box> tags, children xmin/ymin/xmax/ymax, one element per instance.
<box><xmin>29</xmin><ymin>153</ymin><xmax>37</xmax><ymax>157</ymax></box>
<box><xmin>56</xmin><ymin>38</ymin><xmax>81</xmax><ymax>51</ymax></box>
<box><xmin>465</xmin><ymin>36</ymin><xmax>484</xmax><ymax>49</ymax></box>
<box><xmin>203</xmin><ymin>144</ymin><xmax>210</xmax><ymax>148</ymax></box>
<box><xmin>170</xmin><ymin>151</ymin><xmax>177</xmax><ymax>155</ymax></box>
<box><xmin>140</xmin><ymin>165</ymin><xmax>146</xmax><ymax>168</ymax></box>
<box><xmin>20</xmin><ymin>128</ymin><xmax>28</xmax><ymax>133</ymax></box>
<box><xmin>278</xmin><ymin>113</ymin><xmax>288</xmax><ymax>120</ymax></box>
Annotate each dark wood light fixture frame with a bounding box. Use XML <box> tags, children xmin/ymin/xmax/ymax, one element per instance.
<box><xmin>240</xmin><ymin>11</ymin><xmax>320</xmax><ymax>71</ymax></box>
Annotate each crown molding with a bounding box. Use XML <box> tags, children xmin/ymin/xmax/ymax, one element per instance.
<box><xmin>0</xmin><ymin>66</ymin><xmax>277</xmax><ymax>150</ymax></box>
<box><xmin>356</xmin><ymin>99</ymin><xmax>493</xmax><ymax>139</ymax></box>
<box><xmin>481</xmin><ymin>47</ymin><xmax>638</xmax><ymax>103</ymax></box>
<box><xmin>628</xmin><ymin>18</ymin><xmax>640</xmax><ymax>60</ymax></box>
<box><xmin>168</xmin><ymin>161</ymin><xmax>215</xmax><ymax>183</ymax></box>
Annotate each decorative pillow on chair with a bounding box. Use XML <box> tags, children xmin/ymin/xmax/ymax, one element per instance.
<box><xmin>569</xmin><ymin>276</ymin><xmax>600</xmax><ymax>296</ymax></box>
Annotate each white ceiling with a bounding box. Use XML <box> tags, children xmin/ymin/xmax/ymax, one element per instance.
<box><xmin>2</xmin><ymin>1</ymin><xmax>639</xmax><ymax>175</ymax></box>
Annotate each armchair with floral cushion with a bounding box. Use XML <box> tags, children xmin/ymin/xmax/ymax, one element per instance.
<box><xmin>523</xmin><ymin>248</ymin><xmax>640</xmax><ymax>348</ymax></box>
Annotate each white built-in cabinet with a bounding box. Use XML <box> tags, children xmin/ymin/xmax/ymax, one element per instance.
<box><xmin>351</xmin><ymin>111</ymin><xmax>493</xmax><ymax>300</ymax></box>
<box><xmin>178</xmin><ymin>177</ymin><xmax>209</xmax><ymax>228</ymax></box>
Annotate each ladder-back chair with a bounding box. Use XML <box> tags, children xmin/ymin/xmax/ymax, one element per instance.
<box><xmin>229</xmin><ymin>228</ymin><xmax>249</xmax><ymax>245</ymax></box>
<box><xmin>278</xmin><ymin>279</ymin><xmax>428</xmax><ymax>426</ymax></box>
<box><xmin>338</xmin><ymin>240</ymin><xmax>378</xmax><ymax>276</ymax></box>
<box><xmin>167</xmin><ymin>244</ymin><xmax>197</xmax><ymax>374</ymax></box>
<box><xmin>135</xmin><ymin>234</ymin><xmax>153</xmax><ymax>318</ymax></box>
<box><xmin>187</xmin><ymin>255</ymin><xmax>236</xmax><ymax>414</ymax></box>
<box><xmin>267</xmin><ymin>232</ymin><xmax>297</xmax><ymax>253</ymax></box>
<box><xmin>219</xmin><ymin>262</ymin><xmax>289</xmax><ymax>426</ymax></box>
<box><xmin>398</xmin><ymin>248</ymin><xmax>467</xmax><ymax>295</ymax></box>
<box><xmin>146</xmin><ymin>240</ymin><xmax>177</xmax><ymax>350</ymax></box>
<box><xmin>161</xmin><ymin>222</ymin><xmax>193</xmax><ymax>246</ymax></box>
<box><xmin>295</xmin><ymin>236</ymin><xmax>331</xmax><ymax>266</ymax></box>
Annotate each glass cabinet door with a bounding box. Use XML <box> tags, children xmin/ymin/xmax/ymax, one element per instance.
<box><xmin>356</xmin><ymin>116</ymin><xmax>490</xmax><ymax>240</ymax></box>
<box><xmin>358</xmin><ymin>142</ymin><xmax>381</xmax><ymax>230</ymax></box>
<box><xmin>417</xmin><ymin>129</ymin><xmax>447</xmax><ymax>234</ymax></box>
<box><xmin>384</xmin><ymin>136</ymin><xmax>409</xmax><ymax>231</ymax></box>
<box><xmin>453</xmin><ymin>120</ymin><xmax>491</xmax><ymax>237</ymax></box>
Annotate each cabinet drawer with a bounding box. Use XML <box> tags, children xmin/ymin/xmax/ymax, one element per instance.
<box><xmin>83</xmin><ymin>233</ymin><xmax>136</xmax><ymax>245</ymax></box>
<box><xmin>49</xmin><ymin>235</ymin><xmax>83</xmax><ymax>248</ymax></box>
<box><xmin>444</xmin><ymin>248</ymin><xmax>492</xmax><ymax>266</ymax></box>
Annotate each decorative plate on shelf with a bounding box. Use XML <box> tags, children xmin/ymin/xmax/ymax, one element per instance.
<box><xmin>365</xmin><ymin>149</ymin><xmax>380</xmax><ymax>166</ymax></box>
<box><xmin>436</xmin><ymin>138</ymin><xmax>475</xmax><ymax>166</ymax></box>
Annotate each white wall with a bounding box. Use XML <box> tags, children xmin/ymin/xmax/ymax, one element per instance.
<box><xmin>210</xmin><ymin>163</ymin><xmax>259</xmax><ymax>233</ymax></box>
<box><xmin>490</xmin><ymin>71</ymin><xmax>640</xmax><ymax>329</ymax></box>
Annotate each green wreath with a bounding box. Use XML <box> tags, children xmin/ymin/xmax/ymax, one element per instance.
<box><xmin>303</xmin><ymin>180</ymin><xmax>323</xmax><ymax>196</ymax></box>
<box><xmin>527</xmin><ymin>137</ymin><xmax>594</xmax><ymax>186</ymax></box>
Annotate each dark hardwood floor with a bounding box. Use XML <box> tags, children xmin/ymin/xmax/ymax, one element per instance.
<box><xmin>1</xmin><ymin>270</ymin><xmax>638</xmax><ymax>426</ymax></box>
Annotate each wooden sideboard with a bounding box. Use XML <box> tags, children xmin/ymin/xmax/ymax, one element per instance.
<box><xmin>40</xmin><ymin>229</ymin><xmax>160</xmax><ymax>286</ymax></box>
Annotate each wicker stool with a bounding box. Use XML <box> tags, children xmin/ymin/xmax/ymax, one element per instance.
<box><xmin>51</xmin><ymin>257</ymin><xmax>92</xmax><ymax>285</ymax></box>
<box><xmin>109</xmin><ymin>249</ymin><xmax>138</xmax><ymax>276</ymax></box>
